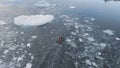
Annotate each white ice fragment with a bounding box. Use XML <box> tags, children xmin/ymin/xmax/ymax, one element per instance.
<box><xmin>0</xmin><ymin>21</ymin><xmax>7</xmax><ymax>25</ymax></box>
<box><xmin>98</xmin><ymin>52</ymin><xmax>102</xmax><ymax>55</ymax></box>
<box><xmin>5</xmin><ymin>27</ymin><xmax>9</xmax><ymax>30</ymax></box>
<box><xmin>69</xmin><ymin>6</ymin><xmax>76</xmax><ymax>9</ymax></box>
<box><xmin>8</xmin><ymin>45</ymin><xmax>17</xmax><ymax>50</ymax></box>
<box><xmin>52</xmin><ymin>4</ymin><xmax>56</xmax><ymax>7</ymax></box>
<box><xmin>92</xmin><ymin>62</ymin><xmax>98</xmax><ymax>67</ymax></box>
<box><xmin>14</xmin><ymin>14</ymin><xmax>54</xmax><ymax>26</ymax></box>
<box><xmin>90</xmin><ymin>18</ymin><xmax>95</xmax><ymax>21</ymax></box>
<box><xmin>66</xmin><ymin>38</ymin><xmax>72</xmax><ymax>42</ymax></box>
<box><xmin>75</xmin><ymin>25</ymin><xmax>79</xmax><ymax>29</ymax></box>
<box><xmin>84</xmin><ymin>20</ymin><xmax>89</xmax><ymax>23</ymax></box>
<box><xmin>0</xmin><ymin>60</ymin><xmax>3</xmax><ymax>64</ymax></box>
<box><xmin>20</xmin><ymin>32</ymin><xmax>24</xmax><ymax>34</ymax></box>
<box><xmin>75</xmin><ymin>62</ymin><xmax>78</xmax><ymax>68</ymax></box>
<box><xmin>35</xmin><ymin>0</ymin><xmax>51</xmax><ymax>7</ymax></box>
<box><xmin>51</xmin><ymin>31</ymin><xmax>54</xmax><ymax>34</ymax></box>
<box><xmin>27</xmin><ymin>43</ymin><xmax>31</xmax><ymax>47</ymax></box>
<box><xmin>31</xmin><ymin>56</ymin><xmax>34</xmax><ymax>60</ymax></box>
<box><xmin>71</xmin><ymin>42</ymin><xmax>77</xmax><ymax>48</ymax></box>
<box><xmin>71</xmin><ymin>32</ymin><xmax>77</xmax><ymax>35</ymax></box>
<box><xmin>87</xmin><ymin>37</ymin><xmax>95</xmax><ymax>42</ymax></box>
<box><xmin>79</xmin><ymin>38</ymin><xmax>83</xmax><ymax>42</ymax></box>
<box><xmin>100</xmin><ymin>43</ymin><xmax>107</xmax><ymax>49</ymax></box>
<box><xmin>3</xmin><ymin>50</ymin><xmax>9</xmax><ymax>54</ymax></box>
<box><xmin>85</xmin><ymin>59</ymin><xmax>92</xmax><ymax>65</ymax></box>
<box><xmin>17</xmin><ymin>56</ymin><xmax>23</xmax><ymax>62</ymax></box>
<box><xmin>31</xmin><ymin>35</ymin><xmax>37</xmax><ymax>39</ymax></box>
<box><xmin>103</xmin><ymin>29</ymin><xmax>114</xmax><ymax>35</ymax></box>
<box><xmin>25</xmin><ymin>63</ymin><xmax>32</xmax><ymax>68</ymax></box>
<box><xmin>115</xmin><ymin>37</ymin><xmax>120</xmax><ymax>41</ymax></box>
<box><xmin>60</xmin><ymin>15</ymin><xmax>70</xmax><ymax>19</ymax></box>
<box><xmin>1</xmin><ymin>41</ymin><xmax>4</xmax><ymax>46</ymax></box>
<box><xmin>84</xmin><ymin>33</ymin><xmax>89</xmax><ymax>36</ymax></box>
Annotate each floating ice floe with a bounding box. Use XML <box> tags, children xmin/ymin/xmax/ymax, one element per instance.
<box><xmin>92</xmin><ymin>62</ymin><xmax>98</xmax><ymax>67</ymax></box>
<box><xmin>79</xmin><ymin>38</ymin><xmax>83</xmax><ymax>42</ymax></box>
<box><xmin>35</xmin><ymin>0</ymin><xmax>56</xmax><ymax>7</ymax></box>
<box><xmin>85</xmin><ymin>59</ymin><xmax>92</xmax><ymax>65</ymax></box>
<box><xmin>90</xmin><ymin>18</ymin><xmax>95</xmax><ymax>21</ymax></box>
<box><xmin>84</xmin><ymin>20</ymin><xmax>89</xmax><ymax>23</ymax></box>
<box><xmin>35</xmin><ymin>0</ymin><xmax>50</xmax><ymax>7</ymax></box>
<box><xmin>0</xmin><ymin>21</ymin><xmax>7</xmax><ymax>25</ymax></box>
<box><xmin>14</xmin><ymin>14</ymin><xmax>54</xmax><ymax>26</ymax></box>
<box><xmin>103</xmin><ymin>29</ymin><xmax>114</xmax><ymax>35</ymax></box>
<box><xmin>99</xmin><ymin>43</ymin><xmax>107</xmax><ymax>49</ymax></box>
<box><xmin>27</xmin><ymin>43</ymin><xmax>31</xmax><ymax>47</ymax></box>
<box><xmin>25</xmin><ymin>63</ymin><xmax>32</xmax><ymax>68</ymax></box>
<box><xmin>3</xmin><ymin>50</ymin><xmax>9</xmax><ymax>54</ymax></box>
<box><xmin>69</xmin><ymin>6</ymin><xmax>76</xmax><ymax>9</ymax></box>
<box><xmin>115</xmin><ymin>37</ymin><xmax>120</xmax><ymax>41</ymax></box>
<box><xmin>87</xmin><ymin>37</ymin><xmax>95</xmax><ymax>42</ymax></box>
<box><xmin>31</xmin><ymin>35</ymin><xmax>37</xmax><ymax>39</ymax></box>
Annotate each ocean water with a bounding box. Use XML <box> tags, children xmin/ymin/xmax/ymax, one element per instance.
<box><xmin>0</xmin><ymin>0</ymin><xmax>120</xmax><ymax>68</ymax></box>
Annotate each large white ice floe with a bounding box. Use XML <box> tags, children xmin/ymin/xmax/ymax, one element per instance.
<box><xmin>14</xmin><ymin>14</ymin><xmax>54</xmax><ymax>26</ymax></box>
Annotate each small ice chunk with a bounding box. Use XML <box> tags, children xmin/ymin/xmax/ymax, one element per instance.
<box><xmin>87</xmin><ymin>37</ymin><xmax>95</xmax><ymax>42</ymax></box>
<box><xmin>20</xmin><ymin>32</ymin><xmax>24</xmax><ymax>34</ymax></box>
<box><xmin>5</xmin><ymin>27</ymin><xmax>9</xmax><ymax>30</ymax></box>
<box><xmin>103</xmin><ymin>29</ymin><xmax>114</xmax><ymax>35</ymax></box>
<box><xmin>90</xmin><ymin>18</ymin><xmax>95</xmax><ymax>21</ymax></box>
<box><xmin>115</xmin><ymin>37</ymin><xmax>120</xmax><ymax>41</ymax></box>
<box><xmin>75</xmin><ymin>62</ymin><xmax>78</xmax><ymax>68</ymax></box>
<box><xmin>3</xmin><ymin>50</ymin><xmax>9</xmax><ymax>54</ymax></box>
<box><xmin>35</xmin><ymin>0</ymin><xmax>51</xmax><ymax>7</ymax></box>
<box><xmin>85</xmin><ymin>59</ymin><xmax>92</xmax><ymax>65</ymax></box>
<box><xmin>69</xmin><ymin>6</ymin><xmax>76</xmax><ymax>9</ymax></box>
<box><xmin>84</xmin><ymin>20</ymin><xmax>89</xmax><ymax>23</ymax></box>
<box><xmin>96</xmin><ymin>56</ymin><xmax>104</xmax><ymax>60</ymax></box>
<box><xmin>84</xmin><ymin>33</ymin><xmax>89</xmax><ymax>36</ymax></box>
<box><xmin>8</xmin><ymin>45</ymin><xmax>17</xmax><ymax>50</ymax></box>
<box><xmin>100</xmin><ymin>43</ymin><xmax>107</xmax><ymax>49</ymax></box>
<box><xmin>98</xmin><ymin>52</ymin><xmax>102</xmax><ymax>55</ymax></box>
<box><xmin>1</xmin><ymin>41</ymin><xmax>4</xmax><ymax>46</ymax></box>
<box><xmin>0</xmin><ymin>21</ymin><xmax>7</xmax><ymax>25</ymax></box>
<box><xmin>79</xmin><ymin>38</ymin><xmax>83</xmax><ymax>42</ymax></box>
<box><xmin>92</xmin><ymin>62</ymin><xmax>98</xmax><ymax>67</ymax></box>
<box><xmin>25</xmin><ymin>63</ymin><xmax>32</xmax><ymax>68</ymax></box>
<box><xmin>60</xmin><ymin>15</ymin><xmax>70</xmax><ymax>19</ymax></box>
<box><xmin>52</xmin><ymin>4</ymin><xmax>56</xmax><ymax>7</ymax></box>
<box><xmin>31</xmin><ymin>35</ymin><xmax>37</xmax><ymax>39</ymax></box>
<box><xmin>71</xmin><ymin>32</ymin><xmax>77</xmax><ymax>35</ymax></box>
<box><xmin>66</xmin><ymin>38</ymin><xmax>72</xmax><ymax>42</ymax></box>
<box><xmin>27</xmin><ymin>43</ymin><xmax>31</xmax><ymax>47</ymax></box>
<box><xmin>31</xmin><ymin>56</ymin><xmax>34</xmax><ymax>60</ymax></box>
<box><xmin>17</xmin><ymin>55</ymin><xmax>24</xmax><ymax>62</ymax></box>
<box><xmin>71</xmin><ymin>42</ymin><xmax>77</xmax><ymax>48</ymax></box>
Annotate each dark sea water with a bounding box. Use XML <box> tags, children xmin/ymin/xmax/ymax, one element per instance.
<box><xmin>0</xmin><ymin>0</ymin><xmax>120</xmax><ymax>68</ymax></box>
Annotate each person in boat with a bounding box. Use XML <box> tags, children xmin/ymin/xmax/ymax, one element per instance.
<box><xmin>56</xmin><ymin>36</ymin><xmax>64</xmax><ymax>44</ymax></box>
